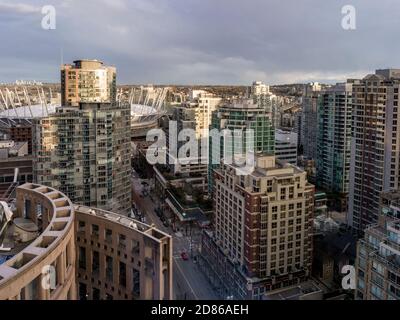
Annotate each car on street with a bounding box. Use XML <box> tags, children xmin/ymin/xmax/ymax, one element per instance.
<box><xmin>181</xmin><ymin>251</ymin><xmax>189</xmax><ymax>261</ymax></box>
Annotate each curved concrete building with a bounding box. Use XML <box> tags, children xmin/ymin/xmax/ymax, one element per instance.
<box><xmin>0</xmin><ymin>183</ymin><xmax>173</xmax><ymax>300</ymax></box>
<box><xmin>0</xmin><ymin>183</ymin><xmax>76</xmax><ymax>300</ymax></box>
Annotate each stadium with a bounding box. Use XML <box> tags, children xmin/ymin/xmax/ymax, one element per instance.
<box><xmin>0</xmin><ymin>85</ymin><xmax>167</xmax><ymax>138</ymax></box>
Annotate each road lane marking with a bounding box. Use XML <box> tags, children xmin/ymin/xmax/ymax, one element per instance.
<box><xmin>173</xmin><ymin>257</ymin><xmax>199</xmax><ymax>300</ymax></box>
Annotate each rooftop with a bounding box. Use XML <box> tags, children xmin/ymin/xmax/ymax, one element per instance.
<box><xmin>221</xmin><ymin>155</ymin><xmax>304</xmax><ymax>177</ymax></box>
<box><xmin>264</xmin><ymin>281</ymin><xmax>323</xmax><ymax>300</ymax></box>
<box><xmin>74</xmin><ymin>205</ymin><xmax>170</xmax><ymax>241</ymax></box>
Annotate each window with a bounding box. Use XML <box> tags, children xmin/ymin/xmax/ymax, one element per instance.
<box><xmin>105</xmin><ymin>229</ymin><xmax>112</xmax><ymax>243</ymax></box>
<box><xmin>92</xmin><ymin>288</ymin><xmax>100</xmax><ymax>300</ymax></box>
<box><xmin>389</xmin><ymin>285</ymin><xmax>400</xmax><ymax>298</ymax></box>
<box><xmin>79</xmin><ymin>247</ymin><xmax>86</xmax><ymax>270</ymax></box>
<box><xmin>132</xmin><ymin>269</ymin><xmax>140</xmax><ymax>296</ymax></box>
<box><xmin>79</xmin><ymin>283</ymin><xmax>87</xmax><ymax>300</ymax></box>
<box><xmin>371</xmin><ymin>285</ymin><xmax>383</xmax><ymax>299</ymax></box>
<box><xmin>372</xmin><ymin>261</ymin><xmax>385</xmax><ymax>275</ymax></box>
<box><xmin>358</xmin><ymin>279</ymin><xmax>365</xmax><ymax>290</ymax></box>
<box><xmin>92</xmin><ymin>224</ymin><xmax>99</xmax><ymax>237</ymax></box>
<box><xmin>119</xmin><ymin>262</ymin><xmax>126</xmax><ymax>287</ymax></box>
<box><xmin>92</xmin><ymin>251</ymin><xmax>100</xmax><ymax>275</ymax></box>
<box><xmin>119</xmin><ymin>234</ymin><xmax>126</xmax><ymax>248</ymax></box>
<box><xmin>78</xmin><ymin>221</ymin><xmax>85</xmax><ymax>232</ymax></box>
<box><xmin>106</xmin><ymin>256</ymin><xmax>113</xmax><ymax>281</ymax></box>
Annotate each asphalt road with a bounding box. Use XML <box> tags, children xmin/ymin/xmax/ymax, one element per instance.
<box><xmin>131</xmin><ymin>172</ymin><xmax>218</xmax><ymax>300</ymax></box>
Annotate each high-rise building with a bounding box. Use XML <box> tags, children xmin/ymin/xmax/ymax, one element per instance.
<box><xmin>356</xmin><ymin>190</ymin><xmax>400</xmax><ymax>300</ymax></box>
<box><xmin>61</xmin><ymin>60</ymin><xmax>116</xmax><ymax>107</ymax></box>
<box><xmin>348</xmin><ymin>69</ymin><xmax>400</xmax><ymax>233</ymax></box>
<box><xmin>200</xmin><ymin>155</ymin><xmax>314</xmax><ymax>299</ymax></box>
<box><xmin>301</xmin><ymin>82</ymin><xmax>321</xmax><ymax>160</ymax></box>
<box><xmin>316</xmin><ymin>83</ymin><xmax>352</xmax><ymax>204</ymax></box>
<box><xmin>208</xmin><ymin>99</ymin><xmax>275</xmax><ymax>192</ymax></box>
<box><xmin>33</xmin><ymin>60</ymin><xmax>131</xmax><ymax>215</ymax></box>
<box><xmin>294</xmin><ymin>111</ymin><xmax>303</xmax><ymax>149</ymax></box>
<box><xmin>168</xmin><ymin>90</ymin><xmax>222</xmax><ymax>176</ymax></box>
<box><xmin>250</xmin><ymin>81</ymin><xmax>280</xmax><ymax>129</ymax></box>
<box><xmin>275</xmin><ymin>129</ymin><xmax>298</xmax><ymax>165</ymax></box>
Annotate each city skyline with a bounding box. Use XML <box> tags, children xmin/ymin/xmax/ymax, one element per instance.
<box><xmin>1</xmin><ymin>0</ymin><xmax>400</xmax><ymax>305</ymax></box>
<box><xmin>1</xmin><ymin>0</ymin><xmax>400</xmax><ymax>85</ymax></box>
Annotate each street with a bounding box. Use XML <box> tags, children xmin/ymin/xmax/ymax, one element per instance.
<box><xmin>131</xmin><ymin>171</ymin><xmax>218</xmax><ymax>300</ymax></box>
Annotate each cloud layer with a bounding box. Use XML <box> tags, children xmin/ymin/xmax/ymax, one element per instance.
<box><xmin>0</xmin><ymin>0</ymin><xmax>399</xmax><ymax>85</ymax></box>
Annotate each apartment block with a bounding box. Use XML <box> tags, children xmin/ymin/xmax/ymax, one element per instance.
<box><xmin>250</xmin><ymin>81</ymin><xmax>280</xmax><ymax>129</ymax></box>
<box><xmin>169</xmin><ymin>91</ymin><xmax>222</xmax><ymax>176</ymax></box>
<box><xmin>208</xmin><ymin>99</ymin><xmax>275</xmax><ymax>192</ymax></box>
<box><xmin>356</xmin><ymin>191</ymin><xmax>400</xmax><ymax>300</ymax></box>
<box><xmin>33</xmin><ymin>60</ymin><xmax>131</xmax><ymax>215</ymax></box>
<box><xmin>61</xmin><ymin>59</ymin><xmax>116</xmax><ymax>107</ymax></box>
<box><xmin>200</xmin><ymin>155</ymin><xmax>314</xmax><ymax>299</ymax></box>
<box><xmin>348</xmin><ymin>70</ymin><xmax>400</xmax><ymax>233</ymax></box>
<box><xmin>316</xmin><ymin>83</ymin><xmax>352</xmax><ymax>197</ymax></box>
<box><xmin>301</xmin><ymin>82</ymin><xmax>321</xmax><ymax>160</ymax></box>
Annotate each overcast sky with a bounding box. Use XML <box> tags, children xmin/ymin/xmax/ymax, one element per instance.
<box><xmin>0</xmin><ymin>0</ymin><xmax>399</xmax><ymax>85</ymax></box>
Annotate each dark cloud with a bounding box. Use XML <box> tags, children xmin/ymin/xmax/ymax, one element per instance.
<box><xmin>0</xmin><ymin>0</ymin><xmax>399</xmax><ymax>84</ymax></box>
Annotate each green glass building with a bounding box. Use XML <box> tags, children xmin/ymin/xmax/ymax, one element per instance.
<box><xmin>208</xmin><ymin>99</ymin><xmax>275</xmax><ymax>192</ymax></box>
<box><xmin>316</xmin><ymin>83</ymin><xmax>352</xmax><ymax>197</ymax></box>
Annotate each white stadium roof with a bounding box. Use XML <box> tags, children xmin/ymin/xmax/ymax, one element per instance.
<box><xmin>0</xmin><ymin>104</ymin><xmax>58</xmax><ymax>119</ymax></box>
<box><xmin>0</xmin><ymin>103</ymin><xmax>164</xmax><ymax>130</ymax></box>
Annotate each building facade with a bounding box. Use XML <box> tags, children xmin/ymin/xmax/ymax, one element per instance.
<box><xmin>208</xmin><ymin>99</ymin><xmax>275</xmax><ymax>192</ymax></box>
<box><xmin>348</xmin><ymin>69</ymin><xmax>400</xmax><ymax>233</ymax></box>
<box><xmin>0</xmin><ymin>183</ymin><xmax>77</xmax><ymax>300</ymax></box>
<box><xmin>301</xmin><ymin>82</ymin><xmax>321</xmax><ymax>160</ymax></box>
<box><xmin>250</xmin><ymin>81</ymin><xmax>280</xmax><ymax>129</ymax></box>
<box><xmin>294</xmin><ymin>111</ymin><xmax>302</xmax><ymax>149</ymax></box>
<box><xmin>356</xmin><ymin>191</ymin><xmax>400</xmax><ymax>300</ymax></box>
<box><xmin>61</xmin><ymin>60</ymin><xmax>116</xmax><ymax>107</ymax></box>
<box><xmin>316</xmin><ymin>83</ymin><xmax>352</xmax><ymax>196</ymax></box>
<box><xmin>75</xmin><ymin>205</ymin><xmax>173</xmax><ymax>300</ymax></box>
<box><xmin>200</xmin><ymin>155</ymin><xmax>314</xmax><ymax>299</ymax></box>
<box><xmin>169</xmin><ymin>91</ymin><xmax>222</xmax><ymax>176</ymax></box>
<box><xmin>275</xmin><ymin>129</ymin><xmax>298</xmax><ymax>165</ymax></box>
<box><xmin>0</xmin><ymin>148</ymin><xmax>32</xmax><ymax>200</ymax></box>
<box><xmin>33</xmin><ymin>60</ymin><xmax>131</xmax><ymax>215</ymax></box>
<box><xmin>0</xmin><ymin>183</ymin><xmax>173</xmax><ymax>300</ymax></box>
